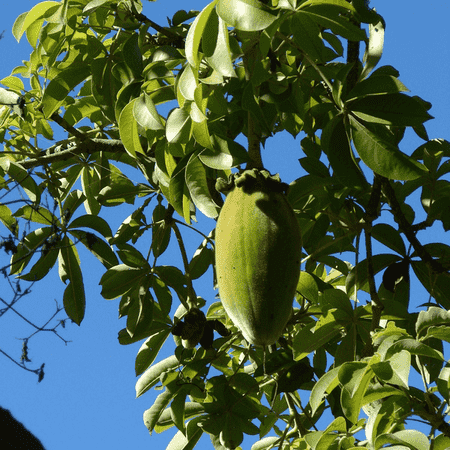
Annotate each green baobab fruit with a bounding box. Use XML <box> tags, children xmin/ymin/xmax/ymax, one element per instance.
<box><xmin>215</xmin><ymin>169</ymin><xmax>302</xmax><ymax>346</ymax></box>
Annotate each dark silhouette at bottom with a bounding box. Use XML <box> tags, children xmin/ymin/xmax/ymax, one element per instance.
<box><xmin>0</xmin><ymin>406</ymin><xmax>46</xmax><ymax>449</ymax></box>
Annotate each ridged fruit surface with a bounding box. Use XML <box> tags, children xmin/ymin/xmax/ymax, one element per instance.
<box><xmin>215</xmin><ymin>170</ymin><xmax>301</xmax><ymax>346</ymax></box>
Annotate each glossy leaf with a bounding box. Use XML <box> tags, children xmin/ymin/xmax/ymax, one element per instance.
<box><xmin>166</xmin><ymin>107</ymin><xmax>192</xmax><ymax>144</ymax></box>
<box><xmin>350</xmin><ymin>116</ymin><xmax>427</xmax><ymax>180</ymax></box>
<box><xmin>185</xmin><ymin>1</ymin><xmax>218</xmax><ymax>69</ymax></box>
<box><xmin>119</xmin><ymin>99</ymin><xmax>145</xmax><ymax>157</ymax></box>
<box><xmin>310</xmin><ymin>367</ymin><xmax>340</xmax><ymax>415</ymax></box>
<box><xmin>360</xmin><ymin>16</ymin><xmax>385</xmax><ymax>80</ymax></box>
<box><xmin>185</xmin><ymin>151</ymin><xmax>220</xmax><ymax>218</ymax></box>
<box><xmin>134</xmin><ymin>93</ymin><xmax>164</xmax><ymax>131</ymax></box>
<box><xmin>203</xmin><ymin>10</ymin><xmax>237</xmax><ymax>78</ymax></box>
<box><xmin>217</xmin><ymin>0</ymin><xmax>277</xmax><ymax>31</ymax></box>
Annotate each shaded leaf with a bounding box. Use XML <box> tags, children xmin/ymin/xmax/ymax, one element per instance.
<box><xmin>59</xmin><ymin>236</ymin><xmax>85</xmax><ymax>324</ymax></box>
<box><xmin>350</xmin><ymin>93</ymin><xmax>433</xmax><ymax>126</ymax></box>
<box><xmin>42</xmin><ymin>63</ymin><xmax>91</xmax><ymax>118</ymax></box>
<box><xmin>100</xmin><ymin>264</ymin><xmax>150</xmax><ymax>300</ymax></box>
<box><xmin>136</xmin><ymin>329</ymin><xmax>171</xmax><ymax>376</ymax></box>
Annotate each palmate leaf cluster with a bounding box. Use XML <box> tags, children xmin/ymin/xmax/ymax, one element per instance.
<box><xmin>1</xmin><ymin>0</ymin><xmax>450</xmax><ymax>449</ymax></box>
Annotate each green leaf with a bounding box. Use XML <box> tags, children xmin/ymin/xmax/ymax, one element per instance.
<box><xmin>122</xmin><ymin>33</ymin><xmax>143</xmax><ymax>79</ymax></box>
<box><xmin>411</xmin><ymin>261</ymin><xmax>450</xmax><ymax>310</ymax></box>
<box><xmin>350</xmin><ymin>93</ymin><xmax>433</xmax><ymax>126</ymax></box>
<box><xmin>301</xmin><ymin>6</ymin><xmax>366</xmax><ymax>42</ymax></box>
<box><xmin>385</xmin><ymin>338</ymin><xmax>444</xmax><ymax>362</ymax></box>
<box><xmin>81</xmin><ymin>167</ymin><xmax>101</xmax><ymax>215</ymax></box>
<box><xmin>10</xmin><ymin>227</ymin><xmax>53</xmax><ymax>275</ymax></box>
<box><xmin>371</xmin><ymin>224</ymin><xmax>406</xmax><ymax>256</ymax></box>
<box><xmin>186</xmin><ymin>151</ymin><xmax>220</xmax><ymax>218</ymax></box>
<box><xmin>117</xmin><ymin>244</ymin><xmax>148</xmax><ymax>268</ymax></box>
<box><xmin>12</xmin><ymin>1</ymin><xmax>60</xmax><ymax>42</ymax></box>
<box><xmin>360</xmin><ymin>17</ymin><xmax>385</xmax><ymax>80</ymax></box>
<box><xmin>83</xmin><ymin>0</ymin><xmax>115</xmax><ymax>14</ymax></box>
<box><xmin>347</xmin><ymin>75</ymin><xmax>408</xmax><ymax>101</ymax></box>
<box><xmin>127</xmin><ymin>286</ymin><xmax>154</xmax><ymax>338</ymax></box>
<box><xmin>179</xmin><ymin>65</ymin><xmax>198</xmax><ymax>102</ymax></box>
<box><xmin>362</xmin><ymin>383</ymin><xmax>405</xmax><ymax>406</ymax></box>
<box><xmin>42</xmin><ymin>63</ymin><xmax>91</xmax><ymax>118</ymax></box>
<box><xmin>134</xmin><ymin>93</ymin><xmax>164</xmax><ymax>130</ymax></box>
<box><xmin>144</xmin><ymin>386</ymin><xmax>181</xmax><ymax>434</ymax></box>
<box><xmin>322</xmin><ymin>115</ymin><xmax>367</xmax><ymax>189</ymax></box>
<box><xmin>165</xmin><ymin>418</ymin><xmax>204</xmax><ymax>450</ymax></box>
<box><xmin>170</xmin><ymin>391</ymin><xmax>187</xmax><ymax>433</ymax></box>
<box><xmin>135</xmin><ymin>329</ymin><xmax>171</xmax><ymax>376</ymax></box>
<box><xmin>68</xmin><ymin>215</ymin><xmax>114</xmax><ymax>242</ymax></box>
<box><xmin>119</xmin><ymin>99</ymin><xmax>145</xmax><ymax>157</ymax></box>
<box><xmin>188</xmin><ymin>237</ymin><xmax>213</xmax><ymax>280</ymax></box>
<box><xmin>217</xmin><ymin>0</ymin><xmax>277</xmax><ymax>32</ymax></box>
<box><xmin>97</xmin><ymin>180</ymin><xmax>141</xmax><ymax>207</ymax></box>
<box><xmin>19</xmin><ymin>246</ymin><xmax>59</xmax><ymax>282</ymax></box>
<box><xmin>166</xmin><ymin>107</ymin><xmax>192</xmax><ymax>144</ymax></box>
<box><xmin>371</xmin><ymin>351</ymin><xmax>410</xmax><ymax>389</ymax></box>
<box><xmin>199</xmin><ymin>135</ymin><xmax>248</xmax><ymax>170</ymax></box>
<box><xmin>203</xmin><ymin>10</ymin><xmax>237</xmax><ymax>78</ymax></box>
<box><xmin>63</xmin><ymin>189</ymin><xmax>86</xmax><ymax>217</ymax></box>
<box><xmin>68</xmin><ymin>229</ymin><xmax>118</xmax><ymax>269</ymax></box>
<box><xmin>151</xmin><ymin>204</ymin><xmax>171</xmax><ymax>258</ymax></box>
<box><xmin>0</xmin><ymin>204</ymin><xmax>18</xmax><ymax>235</ymax></box>
<box><xmin>350</xmin><ymin>116</ymin><xmax>428</xmax><ymax>181</ymax></box>
<box><xmin>14</xmin><ymin>205</ymin><xmax>57</xmax><ymax>226</ymax></box>
<box><xmin>136</xmin><ymin>355</ymin><xmax>181</xmax><ymax>398</ymax></box>
<box><xmin>59</xmin><ymin>236</ymin><xmax>85</xmax><ymax>325</ymax></box>
<box><xmin>111</xmin><ymin>207</ymin><xmax>145</xmax><ymax>245</ymax></box>
<box><xmin>339</xmin><ymin>362</ymin><xmax>374</xmax><ymax>423</ymax></box>
<box><xmin>436</xmin><ymin>365</ymin><xmax>450</xmax><ymax>402</ymax></box>
<box><xmin>415</xmin><ymin>306</ymin><xmax>450</xmax><ymax>339</ymax></box>
<box><xmin>310</xmin><ymin>367</ymin><xmax>340</xmax><ymax>415</ymax></box>
<box><xmin>1</xmin><ymin>160</ymin><xmax>41</xmax><ymax>203</ymax></box>
<box><xmin>155</xmin><ymin>402</ymin><xmax>205</xmax><ymax>433</ymax></box>
<box><xmin>292</xmin><ymin>310</ymin><xmax>344</xmax><ymax>360</ymax></box>
<box><xmin>100</xmin><ymin>264</ymin><xmax>150</xmax><ymax>300</ymax></box>
<box><xmin>291</xmin><ymin>12</ymin><xmax>325</xmax><ymax>63</ymax></box>
<box><xmin>185</xmin><ymin>1</ymin><xmax>217</xmax><ymax>68</ymax></box>
<box><xmin>375</xmin><ymin>430</ymin><xmax>430</xmax><ymax>450</ymax></box>
<box><xmin>433</xmin><ymin>434</ymin><xmax>450</xmax><ymax>450</ymax></box>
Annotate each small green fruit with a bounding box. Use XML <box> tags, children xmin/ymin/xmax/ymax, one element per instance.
<box><xmin>215</xmin><ymin>169</ymin><xmax>301</xmax><ymax>346</ymax></box>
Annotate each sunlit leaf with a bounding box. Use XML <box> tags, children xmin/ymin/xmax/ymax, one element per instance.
<box><xmin>350</xmin><ymin>116</ymin><xmax>427</xmax><ymax>180</ymax></box>
<box><xmin>217</xmin><ymin>0</ymin><xmax>277</xmax><ymax>31</ymax></box>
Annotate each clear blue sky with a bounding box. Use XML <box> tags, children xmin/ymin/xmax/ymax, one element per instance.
<box><xmin>1</xmin><ymin>2</ymin><xmax>449</xmax><ymax>449</ymax></box>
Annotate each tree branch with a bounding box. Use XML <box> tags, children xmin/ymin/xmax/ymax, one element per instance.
<box><xmin>21</xmin><ymin>139</ymin><xmax>125</xmax><ymax>169</ymax></box>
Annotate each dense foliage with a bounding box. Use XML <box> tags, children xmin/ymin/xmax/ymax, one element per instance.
<box><xmin>1</xmin><ymin>0</ymin><xmax>450</xmax><ymax>449</ymax></box>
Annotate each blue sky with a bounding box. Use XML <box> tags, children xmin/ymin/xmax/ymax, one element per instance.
<box><xmin>1</xmin><ymin>1</ymin><xmax>450</xmax><ymax>449</ymax></box>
